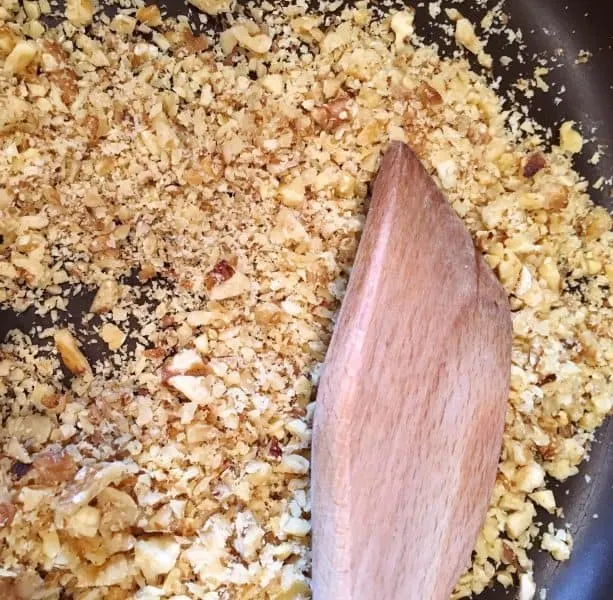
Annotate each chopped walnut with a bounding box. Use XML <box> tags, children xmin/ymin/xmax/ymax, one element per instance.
<box><xmin>204</xmin><ymin>259</ymin><xmax>235</xmax><ymax>290</ymax></box>
<box><xmin>0</xmin><ymin>502</ymin><xmax>17</xmax><ymax>527</ymax></box>
<box><xmin>90</xmin><ymin>279</ymin><xmax>119</xmax><ymax>314</ymax></box>
<box><xmin>65</xmin><ymin>0</ymin><xmax>93</xmax><ymax>27</ymax></box>
<box><xmin>4</xmin><ymin>40</ymin><xmax>37</xmax><ymax>75</ymax></box>
<box><xmin>100</xmin><ymin>323</ymin><xmax>126</xmax><ymax>351</ymax></box>
<box><xmin>0</xmin><ymin>4</ymin><xmax>611</xmax><ymax>600</ymax></box>
<box><xmin>53</xmin><ymin>329</ymin><xmax>91</xmax><ymax>375</ymax></box>
<box><xmin>311</xmin><ymin>97</ymin><xmax>351</xmax><ymax>132</ymax></box>
<box><xmin>418</xmin><ymin>81</ymin><xmax>443</xmax><ymax>106</ymax></box>
<box><xmin>559</xmin><ymin>121</ymin><xmax>583</xmax><ymax>154</ymax></box>
<box><xmin>188</xmin><ymin>0</ymin><xmax>231</xmax><ymax>15</ymax></box>
<box><xmin>136</xmin><ymin>5</ymin><xmax>162</xmax><ymax>27</ymax></box>
<box><xmin>33</xmin><ymin>449</ymin><xmax>77</xmax><ymax>486</ymax></box>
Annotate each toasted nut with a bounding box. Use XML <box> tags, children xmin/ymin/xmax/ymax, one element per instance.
<box><xmin>188</xmin><ymin>0</ymin><xmax>231</xmax><ymax>15</ymax></box>
<box><xmin>110</xmin><ymin>15</ymin><xmax>137</xmax><ymax>36</ymax></box>
<box><xmin>279</xmin><ymin>177</ymin><xmax>306</xmax><ymax>208</ymax></box>
<box><xmin>33</xmin><ymin>448</ymin><xmax>77</xmax><ymax>485</ymax></box>
<box><xmin>100</xmin><ymin>323</ymin><xmax>126</xmax><ymax>351</ymax></box>
<box><xmin>65</xmin><ymin>0</ymin><xmax>94</xmax><ymax>27</ymax></box>
<box><xmin>54</xmin><ymin>329</ymin><xmax>91</xmax><ymax>375</ymax></box>
<box><xmin>136</xmin><ymin>5</ymin><xmax>162</xmax><ymax>27</ymax></box>
<box><xmin>4</xmin><ymin>41</ymin><xmax>37</xmax><ymax>75</ymax></box>
<box><xmin>390</xmin><ymin>10</ymin><xmax>415</xmax><ymax>48</ymax></box>
<box><xmin>66</xmin><ymin>506</ymin><xmax>100</xmax><ymax>537</ymax></box>
<box><xmin>97</xmin><ymin>487</ymin><xmax>138</xmax><ymax>533</ymax></box>
<box><xmin>204</xmin><ymin>259</ymin><xmax>235</xmax><ymax>290</ymax></box>
<box><xmin>229</xmin><ymin>24</ymin><xmax>271</xmax><ymax>54</ymax></box>
<box><xmin>0</xmin><ymin>25</ymin><xmax>19</xmax><ymax>57</ymax></box>
<box><xmin>559</xmin><ymin>121</ymin><xmax>583</xmax><ymax>154</ymax></box>
<box><xmin>134</xmin><ymin>536</ymin><xmax>181</xmax><ymax>581</ymax></box>
<box><xmin>90</xmin><ymin>279</ymin><xmax>119</xmax><ymax>313</ymax></box>
<box><xmin>0</xmin><ymin>502</ymin><xmax>17</xmax><ymax>527</ymax></box>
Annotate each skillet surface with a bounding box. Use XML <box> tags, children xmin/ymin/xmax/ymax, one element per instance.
<box><xmin>1</xmin><ymin>1</ymin><xmax>611</xmax><ymax>599</ymax></box>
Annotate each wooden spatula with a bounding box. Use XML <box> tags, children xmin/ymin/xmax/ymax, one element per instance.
<box><xmin>311</xmin><ymin>142</ymin><xmax>512</xmax><ymax>600</ymax></box>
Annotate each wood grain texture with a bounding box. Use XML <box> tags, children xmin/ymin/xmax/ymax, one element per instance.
<box><xmin>311</xmin><ymin>142</ymin><xmax>512</xmax><ymax>600</ymax></box>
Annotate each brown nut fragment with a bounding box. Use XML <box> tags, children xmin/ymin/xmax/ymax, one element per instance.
<box><xmin>205</xmin><ymin>259</ymin><xmax>235</xmax><ymax>290</ymax></box>
<box><xmin>0</xmin><ymin>502</ymin><xmax>17</xmax><ymax>527</ymax></box>
<box><xmin>136</xmin><ymin>5</ymin><xmax>162</xmax><ymax>27</ymax></box>
<box><xmin>90</xmin><ymin>280</ymin><xmax>119</xmax><ymax>313</ymax></box>
<box><xmin>418</xmin><ymin>82</ymin><xmax>443</xmax><ymax>106</ymax></box>
<box><xmin>33</xmin><ymin>449</ymin><xmax>77</xmax><ymax>485</ymax></box>
<box><xmin>54</xmin><ymin>329</ymin><xmax>91</xmax><ymax>375</ymax></box>
<box><xmin>41</xmin><ymin>393</ymin><xmax>67</xmax><ymax>412</ymax></box>
<box><xmin>311</xmin><ymin>97</ymin><xmax>351</xmax><ymax>132</ymax></box>
<box><xmin>48</xmin><ymin>68</ymin><xmax>79</xmax><ymax>106</ymax></box>
<box><xmin>10</xmin><ymin>461</ymin><xmax>33</xmax><ymax>480</ymax></box>
<box><xmin>181</xmin><ymin>30</ymin><xmax>209</xmax><ymax>54</ymax></box>
<box><xmin>523</xmin><ymin>152</ymin><xmax>546</xmax><ymax>178</ymax></box>
<box><xmin>269</xmin><ymin>438</ymin><xmax>282</xmax><ymax>459</ymax></box>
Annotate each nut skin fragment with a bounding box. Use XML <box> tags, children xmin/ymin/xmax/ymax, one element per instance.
<box><xmin>204</xmin><ymin>259</ymin><xmax>235</xmax><ymax>290</ymax></box>
<box><xmin>311</xmin><ymin>97</ymin><xmax>351</xmax><ymax>132</ymax></box>
<box><xmin>0</xmin><ymin>502</ymin><xmax>17</xmax><ymax>527</ymax></box>
<box><xmin>54</xmin><ymin>329</ymin><xmax>91</xmax><ymax>375</ymax></box>
<box><xmin>418</xmin><ymin>82</ymin><xmax>443</xmax><ymax>106</ymax></box>
<box><xmin>522</xmin><ymin>152</ymin><xmax>546</xmax><ymax>178</ymax></box>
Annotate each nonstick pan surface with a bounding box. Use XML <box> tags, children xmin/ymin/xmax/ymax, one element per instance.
<box><xmin>1</xmin><ymin>1</ymin><xmax>611</xmax><ymax>599</ymax></box>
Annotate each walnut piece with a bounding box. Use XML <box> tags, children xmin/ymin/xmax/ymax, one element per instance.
<box><xmin>65</xmin><ymin>0</ymin><xmax>93</xmax><ymax>27</ymax></box>
<box><xmin>54</xmin><ymin>329</ymin><xmax>91</xmax><ymax>375</ymax></box>
<box><xmin>33</xmin><ymin>449</ymin><xmax>77</xmax><ymax>486</ymax></box>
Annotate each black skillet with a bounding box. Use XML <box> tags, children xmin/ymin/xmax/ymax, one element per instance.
<box><xmin>1</xmin><ymin>1</ymin><xmax>611</xmax><ymax>599</ymax></box>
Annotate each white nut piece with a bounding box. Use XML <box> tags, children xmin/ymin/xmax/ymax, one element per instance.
<box><xmin>513</xmin><ymin>462</ymin><xmax>546</xmax><ymax>493</ymax></box>
<box><xmin>279</xmin><ymin>177</ymin><xmax>306</xmax><ymax>208</ymax></box>
<box><xmin>278</xmin><ymin>454</ymin><xmax>309</xmax><ymax>475</ymax></box>
<box><xmin>229</xmin><ymin>24</ymin><xmax>272</xmax><ymax>54</ymax></box>
<box><xmin>100</xmin><ymin>323</ymin><xmax>126</xmax><ymax>351</ymax></box>
<box><xmin>208</xmin><ymin>271</ymin><xmax>250</xmax><ymax>301</ymax></box>
<box><xmin>518</xmin><ymin>572</ymin><xmax>536</xmax><ymax>600</ymax></box>
<box><xmin>529</xmin><ymin>490</ymin><xmax>556</xmax><ymax>514</ymax></box>
<box><xmin>280</xmin><ymin>515</ymin><xmax>311</xmax><ymax>537</ymax></box>
<box><xmin>167</xmin><ymin>375</ymin><xmax>210</xmax><ymax>404</ymax></box>
<box><xmin>541</xmin><ymin>529</ymin><xmax>572</xmax><ymax>561</ymax></box>
<box><xmin>559</xmin><ymin>121</ymin><xmax>583</xmax><ymax>154</ymax></box>
<box><xmin>390</xmin><ymin>11</ymin><xmax>415</xmax><ymax>48</ymax></box>
<box><xmin>188</xmin><ymin>0</ymin><xmax>231</xmax><ymax>15</ymax></box>
<box><xmin>134</xmin><ymin>536</ymin><xmax>181</xmax><ymax>581</ymax></box>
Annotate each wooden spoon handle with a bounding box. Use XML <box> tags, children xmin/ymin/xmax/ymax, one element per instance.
<box><xmin>311</xmin><ymin>142</ymin><xmax>511</xmax><ymax>600</ymax></box>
